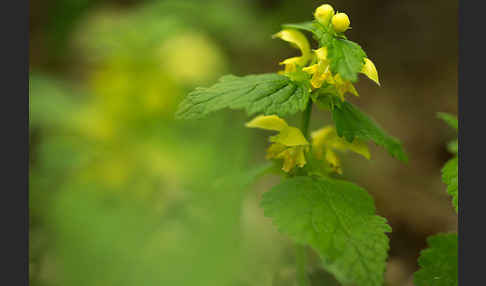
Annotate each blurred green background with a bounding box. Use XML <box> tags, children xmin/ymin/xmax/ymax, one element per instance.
<box><xmin>29</xmin><ymin>0</ymin><xmax>457</xmax><ymax>285</ymax></box>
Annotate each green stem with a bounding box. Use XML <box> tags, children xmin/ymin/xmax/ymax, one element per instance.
<box><xmin>296</xmin><ymin>244</ymin><xmax>310</xmax><ymax>286</ymax></box>
<box><xmin>301</xmin><ymin>100</ymin><xmax>313</xmax><ymax>140</ymax></box>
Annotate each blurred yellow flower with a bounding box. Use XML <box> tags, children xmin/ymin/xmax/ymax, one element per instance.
<box><xmin>246</xmin><ymin>115</ymin><xmax>309</xmax><ymax>172</ymax></box>
<box><xmin>159</xmin><ymin>33</ymin><xmax>226</xmax><ymax>85</ymax></box>
<box><xmin>311</xmin><ymin>125</ymin><xmax>370</xmax><ymax>174</ymax></box>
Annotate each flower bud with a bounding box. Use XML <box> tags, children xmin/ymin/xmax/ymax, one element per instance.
<box><xmin>314</xmin><ymin>4</ymin><xmax>335</xmax><ymax>25</ymax></box>
<box><xmin>331</xmin><ymin>13</ymin><xmax>350</xmax><ymax>32</ymax></box>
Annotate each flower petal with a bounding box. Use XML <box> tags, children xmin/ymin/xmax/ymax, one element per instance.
<box><xmin>361</xmin><ymin>58</ymin><xmax>380</xmax><ymax>86</ymax></box>
<box><xmin>266</xmin><ymin>143</ymin><xmax>287</xmax><ymax>160</ymax></box>
<box><xmin>325</xmin><ymin>149</ymin><xmax>342</xmax><ymax>174</ymax></box>
<box><xmin>302</xmin><ymin>64</ymin><xmax>319</xmax><ymax>75</ymax></box>
<box><xmin>271</xmin><ymin>126</ymin><xmax>309</xmax><ymax>146</ymax></box>
<box><xmin>275</xmin><ymin>146</ymin><xmax>307</xmax><ymax>172</ymax></box>
<box><xmin>314</xmin><ymin>47</ymin><xmax>328</xmax><ymax>61</ymax></box>
<box><xmin>245</xmin><ymin>115</ymin><xmax>288</xmax><ymax>131</ymax></box>
<box><xmin>273</xmin><ymin>29</ymin><xmax>311</xmax><ymax>62</ymax></box>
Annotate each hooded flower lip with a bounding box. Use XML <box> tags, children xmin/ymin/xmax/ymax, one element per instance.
<box><xmin>361</xmin><ymin>58</ymin><xmax>380</xmax><ymax>86</ymax></box>
<box><xmin>272</xmin><ymin>29</ymin><xmax>312</xmax><ymax>74</ymax></box>
<box><xmin>246</xmin><ymin>115</ymin><xmax>309</xmax><ymax>172</ymax></box>
<box><xmin>245</xmin><ymin>114</ymin><xmax>288</xmax><ymax>131</ymax></box>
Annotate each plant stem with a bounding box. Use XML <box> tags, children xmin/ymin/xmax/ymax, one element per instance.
<box><xmin>301</xmin><ymin>100</ymin><xmax>313</xmax><ymax>140</ymax></box>
<box><xmin>296</xmin><ymin>244</ymin><xmax>310</xmax><ymax>286</ymax></box>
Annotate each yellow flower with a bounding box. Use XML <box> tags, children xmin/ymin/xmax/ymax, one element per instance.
<box><xmin>279</xmin><ymin>57</ymin><xmax>302</xmax><ymax>74</ymax></box>
<box><xmin>315</xmin><ymin>47</ymin><xmax>328</xmax><ymax>61</ymax></box>
<box><xmin>324</xmin><ymin>149</ymin><xmax>342</xmax><ymax>174</ymax></box>
<box><xmin>333</xmin><ymin>74</ymin><xmax>359</xmax><ymax>101</ymax></box>
<box><xmin>361</xmin><ymin>58</ymin><xmax>380</xmax><ymax>85</ymax></box>
<box><xmin>273</xmin><ymin>29</ymin><xmax>311</xmax><ymax>74</ymax></box>
<box><xmin>314</xmin><ymin>4</ymin><xmax>335</xmax><ymax>25</ymax></box>
<box><xmin>267</xmin><ymin>143</ymin><xmax>308</xmax><ymax>173</ymax></box>
<box><xmin>311</xmin><ymin>125</ymin><xmax>370</xmax><ymax>174</ymax></box>
<box><xmin>302</xmin><ymin>48</ymin><xmax>335</xmax><ymax>89</ymax></box>
<box><xmin>245</xmin><ymin>114</ymin><xmax>288</xmax><ymax>131</ymax></box>
<box><xmin>246</xmin><ymin>115</ymin><xmax>309</xmax><ymax>172</ymax></box>
<box><xmin>331</xmin><ymin>13</ymin><xmax>351</xmax><ymax>32</ymax></box>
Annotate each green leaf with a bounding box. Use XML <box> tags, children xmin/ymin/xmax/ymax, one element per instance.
<box><xmin>414</xmin><ymin>233</ymin><xmax>458</xmax><ymax>286</ymax></box>
<box><xmin>442</xmin><ymin>156</ymin><xmax>458</xmax><ymax>212</ymax></box>
<box><xmin>447</xmin><ymin>139</ymin><xmax>458</xmax><ymax>155</ymax></box>
<box><xmin>437</xmin><ymin>112</ymin><xmax>458</xmax><ymax>131</ymax></box>
<box><xmin>331</xmin><ymin>100</ymin><xmax>408</xmax><ymax>162</ymax></box>
<box><xmin>176</xmin><ymin>73</ymin><xmax>310</xmax><ymax>119</ymax></box>
<box><xmin>328</xmin><ymin>38</ymin><xmax>366</xmax><ymax>82</ymax></box>
<box><xmin>261</xmin><ymin>176</ymin><xmax>391</xmax><ymax>286</ymax></box>
<box><xmin>281</xmin><ymin>22</ymin><xmax>317</xmax><ymax>34</ymax></box>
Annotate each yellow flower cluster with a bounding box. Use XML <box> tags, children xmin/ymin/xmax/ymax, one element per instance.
<box><xmin>246</xmin><ymin>115</ymin><xmax>309</xmax><ymax>173</ymax></box>
<box><xmin>246</xmin><ymin>115</ymin><xmax>370</xmax><ymax>173</ymax></box>
<box><xmin>272</xmin><ymin>3</ymin><xmax>380</xmax><ymax>101</ymax></box>
<box><xmin>245</xmin><ymin>4</ymin><xmax>381</xmax><ymax>173</ymax></box>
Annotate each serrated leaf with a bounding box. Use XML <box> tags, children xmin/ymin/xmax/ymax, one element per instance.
<box><xmin>328</xmin><ymin>39</ymin><xmax>366</xmax><ymax>82</ymax></box>
<box><xmin>331</xmin><ymin>100</ymin><xmax>407</xmax><ymax>162</ymax></box>
<box><xmin>176</xmin><ymin>73</ymin><xmax>310</xmax><ymax>119</ymax></box>
<box><xmin>414</xmin><ymin>233</ymin><xmax>458</xmax><ymax>286</ymax></box>
<box><xmin>442</xmin><ymin>156</ymin><xmax>458</xmax><ymax>212</ymax></box>
<box><xmin>261</xmin><ymin>176</ymin><xmax>391</xmax><ymax>286</ymax></box>
<box><xmin>437</xmin><ymin>112</ymin><xmax>458</xmax><ymax>131</ymax></box>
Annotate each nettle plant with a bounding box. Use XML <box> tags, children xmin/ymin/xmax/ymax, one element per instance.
<box><xmin>177</xmin><ymin>4</ymin><xmax>408</xmax><ymax>286</ymax></box>
<box><xmin>414</xmin><ymin>113</ymin><xmax>458</xmax><ymax>286</ymax></box>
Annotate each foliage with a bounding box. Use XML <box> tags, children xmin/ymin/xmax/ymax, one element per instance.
<box><xmin>414</xmin><ymin>113</ymin><xmax>458</xmax><ymax>286</ymax></box>
<box><xmin>29</xmin><ymin>3</ymin><xmax>286</xmax><ymax>284</ymax></box>
<box><xmin>442</xmin><ymin>156</ymin><xmax>458</xmax><ymax>212</ymax></box>
<box><xmin>329</xmin><ymin>97</ymin><xmax>407</xmax><ymax>162</ymax></box>
<box><xmin>414</xmin><ymin>233</ymin><xmax>458</xmax><ymax>286</ymax></box>
<box><xmin>262</xmin><ymin>176</ymin><xmax>391</xmax><ymax>286</ymax></box>
<box><xmin>437</xmin><ymin>112</ymin><xmax>458</xmax><ymax>131</ymax></box>
<box><xmin>177</xmin><ymin>3</ymin><xmax>408</xmax><ymax>286</ymax></box>
<box><xmin>176</xmin><ymin>74</ymin><xmax>310</xmax><ymax>119</ymax></box>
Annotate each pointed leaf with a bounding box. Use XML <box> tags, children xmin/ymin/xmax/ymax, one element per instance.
<box><xmin>328</xmin><ymin>38</ymin><xmax>366</xmax><ymax>82</ymax></box>
<box><xmin>331</xmin><ymin>100</ymin><xmax>407</xmax><ymax>162</ymax></box>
